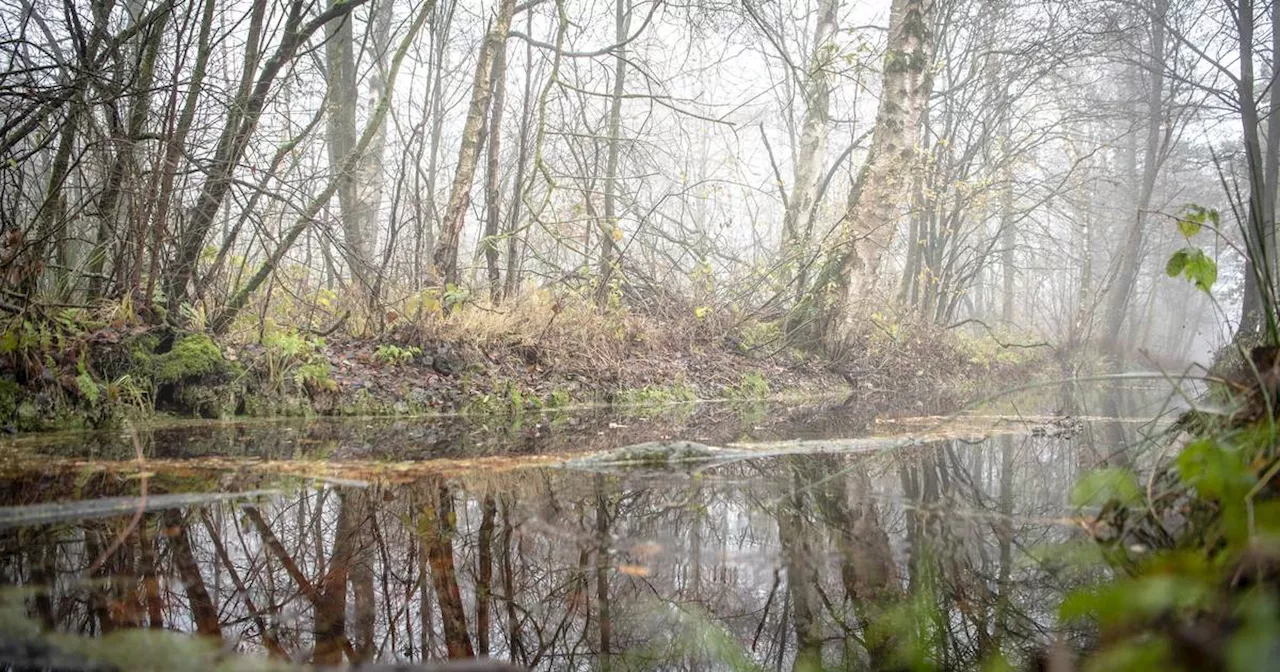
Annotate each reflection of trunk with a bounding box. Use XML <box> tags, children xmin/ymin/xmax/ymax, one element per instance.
<box><xmin>314</xmin><ymin>492</ymin><xmax>359</xmax><ymax>665</ymax></box>
<box><xmin>594</xmin><ymin>477</ymin><xmax>613</xmax><ymax>671</ymax></box>
<box><xmin>778</xmin><ymin>464</ymin><xmax>823</xmax><ymax>672</ymax></box>
<box><xmin>817</xmin><ymin>459</ymin><xmax>899</xmax><ymax>667</ymax></box>
<box><xmin>477</xmin><ymin>495</ymin><xmax>497</xmax><ymax>656</ymax></box>
<box><xmin>31</xmin><ymin>528</ymin><xmax>56</xmax><ymax>629</ymax></box>
<box><xmin>200</xmin><ymin>510</ymin><xmax>284</xmax><ymax>656</ymax></box>
<box><xmin>426</xmin><ymin>485</ymin><xmax>475</xmax><ymax>658</ymax></box>
<box><xmin>245</xmin><ymin>504</ymin><xmax>358</xmax><ymax>660</ymax></box>
<box><xmin>164</xmin><ymin>510</ymin><xmax>222</xmax><ymax>639</ymax></box>
<box><xmin>85</xmin><ymin>530</ymin><xmax>115</xmax><ymax>635</ymax></box>
<box><xmin>350</xmin><ymin>491</ymin><xmax>377</xmax><ymax>662</ymax></box>
<box><xmin>992</xmin><ymin>434</ymin><xmax>1015</xmax><ymax>652</ymax></box>
<box><xmin>500</xmin><ymin>496</ymin><xmax>526</xmax><ymax>663</ymax></box>
<box><xmin>140</xmin><ymin>517</ymin><xmax>163</xmax><ymax>629</ymax></box>
<box><xmin>1101</xmin><ymin>382</ymin><xmax>1134</xmax><ymax>469</ymax></box>
<box><xmin>418</xmin><ymin>524</ymin><xmax>437</xmax><ymax>659</ymax></box>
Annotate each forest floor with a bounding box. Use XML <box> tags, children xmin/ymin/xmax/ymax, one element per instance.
<box><xmin>0</xmin><ymin>294</ymin><xmax>1045</xmax><ymax>432</ymax></box>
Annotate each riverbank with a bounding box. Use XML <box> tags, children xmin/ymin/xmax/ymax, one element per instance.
<box><xmin>0</xmin><ymin>297</ymin><xmax>1042</xmax><ymax>432</ymax></box>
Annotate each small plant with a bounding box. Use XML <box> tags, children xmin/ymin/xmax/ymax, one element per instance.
<box><xmin>294</xmin><ymin>361</ymin><xmax>338</xmax><ymax>393</ymax></box>
<box><xmin>75</xmin><ymin>370</ymin><xmax>100</xmax><ymax>406</ymax></box>
<box><xmin>736</xmin><ymin>320</ymin><xmax>782</xmax><ymax>352</ymax></box>
<box><xmin>262</xmin><ymin>330</ymin><xmax>327</xmax><ymax>394</ymax></box>
<box><xmin>374</xmin><ymin>344</ymin><xmax>421</xmax><ymax>366</ymax></box>
<box><xmin>727</xmin><ymin>372</ymin><xmax>770</xmax><ymax>399</ymax></box>
<box><xmin>443</xmin><ymin>283</ymin><xmax>469</xmax><ymax>310</ymax></box>
<box><xmin>1164</xmin><ymin>205</ymin><xmax>1219</xmax><ymax>294</ymax></box>
<box><xmin>103</xmin><ymin>374</ymin><xmax>149</xmax><ymax>411</ymax></box>
<box><xmin>548</xmin><ymin>388</ymin><xmax>573</xmax><ymax>407</ymax></box>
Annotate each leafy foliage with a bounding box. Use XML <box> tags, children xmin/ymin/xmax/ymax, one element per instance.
<box><xmin>1165</xmin><ymin>205</ymin><xmax>1220</xmax><ymax>294</ymax></box>
<box><xmin>262</xmin><ymin>330</ymin><xmax>330</xmax><ymax>395</ymax></box>
<box><xmin>373</xmin><ymin>344</ymin><xmax>421</xmax><ymax>366</ymax></box>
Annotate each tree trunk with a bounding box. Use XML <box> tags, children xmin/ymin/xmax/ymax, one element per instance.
<box><xmin>327</xmin><ymin>0</ymin><xmax>393</xmax><ymax>304</ymax></box>
<box><xmin>164</xmin><ymin>0</ymin><xmax>367</xmax><ymax>314</ymax></box>
<box><xmin>209</xmin><ymin>0</ymin><xmax>430</xmax><ymax>332</ymax></box>
<box><xmin>148</xmin><ymin>0</ymin><xmax>219</xmax><ymax>304</ymax></box>
<box><xmin>87</xmin><ymin>4</ymin><xmax>170</xmax><ymax>299</ymax></box>
<box><xmin>779</xmin><ymin>0</ymin><xmax>838</xmax><ymax>307</ymax></box>
<box><xmin>503</xmin><ymin>9</ymin><xmax>537</xmax><ymax>300</ymax></box>
<box><xmin>1237</xmin><ymin>0</ymin><xmax>1280</xmax><ymax>343</ymax></box>
<box><xmin>593</xmin><ymin>0</ymin><xmax>633</xmax><ymax>308</ymax></box>
<box><xmin>482</xmin><ymin>28</ymin><xmax>511</xmax><ymax>302</ymax></box>
<box><xmin>432</xmin><ymin>0</ymin><xmax>516</xmax><ymax>288</ymax></box>
<box><xmin>829</xmin><ymin>0</ymin><xmax>936</xmax><ymax>340</ymax></box>
<box><xmin>1102</xmin><ymin>2</ymin><xmax>1166</xmax><ymax>355</ymax></box>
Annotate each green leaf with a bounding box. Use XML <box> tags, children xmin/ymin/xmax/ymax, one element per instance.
<box><xmin>1061</xmin><ymin>575</ymin><xmax>1212</xmax><ymax>627</ymax></box>
<box><xmin>1177</xmin><ymin>216</ymin><xmax>1201</xmax><ymax>238</ymax></box>
<box><xmin>1165</xmin><ymin>247</ymin><xmax>1217</xmax><ymax>294</ymax></box>
<box><xmin>1071</xmin><ymin>468</ymin><xmax>1142</xmax><ymax>508</ymax></box>
<box><xmin>1183</xmin><ymin>250</ymin><xmax>1217</xmax><ymax>293</ymax></box>
<box><xmin>1165</xmin><ymin>249</ymin><xmax>1188</xmax><ymax>277</ymax></box>
<box><xmin>1175</xmin><ymin>438</ymin><xmax>1254</xmax><ymax>502</ymax></box>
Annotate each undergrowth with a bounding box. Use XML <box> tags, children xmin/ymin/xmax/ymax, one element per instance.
<box><xmin>0</xmin><ymin>285</ymin><xmax>1046</xmax><ymax>430</ymax></box>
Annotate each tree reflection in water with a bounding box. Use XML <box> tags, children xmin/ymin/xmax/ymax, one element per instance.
<box><xmin>0</xmin><ymin>400</ymin><xmax>1164</xmax><ymax>670</ymax></box>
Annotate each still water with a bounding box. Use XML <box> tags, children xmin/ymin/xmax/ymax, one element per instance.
<box><xmin>0</xmin><ymin>383</ymin><xmax>1184</xmax><ymax>670</ymax></box>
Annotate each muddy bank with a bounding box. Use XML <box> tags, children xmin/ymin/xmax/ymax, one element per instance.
<box><xmin>0</xmin><ymin>312</ymin><xmax>1039</xmax><ymax>432</ymax></box>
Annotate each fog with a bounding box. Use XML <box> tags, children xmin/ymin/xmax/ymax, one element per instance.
<box><xmin>3</xmin><ymin>0</ymin><xmax>1268</xmax><ymax>364</ymax></box>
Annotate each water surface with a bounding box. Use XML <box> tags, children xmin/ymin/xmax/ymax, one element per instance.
<box><xmin>0</xmin><ymin>383</ymin><xmax>1183</xmax><ymax>670</ymax></box>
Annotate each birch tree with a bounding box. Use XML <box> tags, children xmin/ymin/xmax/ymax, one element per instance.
<box><xmin>828</xmin><ymin>0</ymin><xmax>937</xmax><ymax>340</ymax></box>
<box><xmin>432</xmin><ymin>0</ymin><xmax>517</xmax><ymax>288</ymax></box>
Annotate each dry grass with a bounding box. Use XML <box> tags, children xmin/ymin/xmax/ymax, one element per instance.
<box><xmin>394</xmin><ymin>287</ymin><xmax>748</xmax><ymax>390</ymax></box>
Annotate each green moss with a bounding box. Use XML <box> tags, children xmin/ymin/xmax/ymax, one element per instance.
<box><xmin>241</xmin><ymin>391</ymin><xmax>312</xmax><ymax>417</ymax></box>
<box><xmin>154</xmin><ymin>334</ymin><xmax>228</xmax><ymax>384</ymax></box>
<box><xmin>172</xmin><ymin>382</ymin><xmax>238</xmax><ymax>419</ymax></box>
<box><xmin>126</xmin><ymin>334</ymin><xmax>160</xmax><ymax>370</ymax></box>
<box><xmin>616</xmin><ymin>382</ymin><xmax>698</xmax><ymax>405</ymax></box>
<box><xmin>374</xmin><ymin>343</ymin><xmax>421</xmax><ymax>366</ymax></box>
